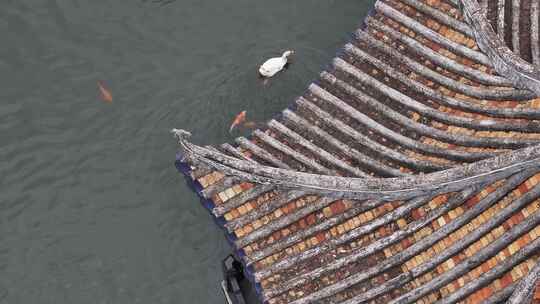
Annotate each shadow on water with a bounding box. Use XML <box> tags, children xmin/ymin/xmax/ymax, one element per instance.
<box><xmin>142</xmin><ymin>0</ymin><xmax>177</xmax><ymax>6</ymax></box>
<box><xmin>0</xmin><ymin>0</ymin><xmax>375</xmax><ymax>303</ymax></box>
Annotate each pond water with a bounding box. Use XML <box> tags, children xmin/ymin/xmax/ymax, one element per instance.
<box><xmin>0</xmin><ymin>0</ymin><xmax>375</xmax><ymax>303</ymax></box>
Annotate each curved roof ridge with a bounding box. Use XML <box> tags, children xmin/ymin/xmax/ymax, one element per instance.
<box><xmin>174</xmin><ymin>130</ymin><xmax>540</xmax><ymax>201</ymax></box>
<box><xmin>462</xmin><ymin>0</ymin><xmax>540</xmax><ymax>94</ymax></box>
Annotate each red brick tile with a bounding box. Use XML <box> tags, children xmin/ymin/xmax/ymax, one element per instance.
<box><xmin>465</xmin><ymin>196</ymin><xmax>479</xmax><ymax>208</ymax></box>
<box><xmin>500</xmin><ymin>273</ymin><xmax>513</xmax><ymax>287</ymax></box>
<box><xmin>329</xmin><ymin>202</ymin><xmax>341</xmax><ymax>215</ymax></box>
<box><xmin>412</xmin><ymin>209</ymin><xmax>422</xmax><ymax>220</ymax></box>
<box><xmin>518</xmin><ymin>183</ymin><xmax>529</xmax><ymax>194</ymax></box>
<box><xmin>306</xmin><ymin>214</ymin><xmax>317</xmax><ymax>225</ymax></box>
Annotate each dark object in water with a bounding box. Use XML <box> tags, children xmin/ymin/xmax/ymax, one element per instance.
<box><xmin>142</xmin><ymin>0</ymin><xmax>175</xmax><ymax>6</ymax></box>
<box><xmin>221</xmin><ymin>255</ymin><xmax>246</xmax><ymax>304</ymax></box>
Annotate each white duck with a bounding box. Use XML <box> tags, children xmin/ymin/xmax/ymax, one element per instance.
<box><xmin>258</xmin><ymin>50</ymin><xmax>294</xmax><ymax>77</ymax></box>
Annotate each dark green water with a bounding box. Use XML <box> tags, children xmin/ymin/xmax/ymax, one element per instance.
<box><xmin>0</xmin><ymin>1</ymin><xmax>374</xmax><ymax>303</ymax></box>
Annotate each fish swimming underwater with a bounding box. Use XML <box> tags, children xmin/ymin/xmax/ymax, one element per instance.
<box><xmin>229</xmin><ymin>110</ymin><xmax>247</xmax><ymax>133</ymax></box>
<box><xmin>97</xmin><ymin>81</ymin><xmax>113</xmax><ymax>103</ymax></box>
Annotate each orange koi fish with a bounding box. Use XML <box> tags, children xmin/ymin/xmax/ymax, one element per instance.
<box><xmin>229</xmin><ymin>110</ymin><xmax>247</xmax><ymax>133</ymax></box>
<box><xmin>97</xmin><ymin>81</ymin><xmax>113</xmax><ymax>103</ymax></box>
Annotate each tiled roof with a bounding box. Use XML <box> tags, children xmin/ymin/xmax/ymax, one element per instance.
<box><xmin>174</xmin><ymin>0</ymin><xmax>540</xmax><ymax>303</ymax></box>
<box><xmin>480</xmin><ymin>0</ymin><xmax>539</xmax><ymax>65</ymax></box>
